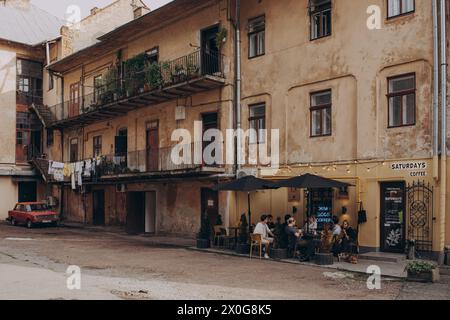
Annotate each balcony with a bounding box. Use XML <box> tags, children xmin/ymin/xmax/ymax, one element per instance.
<box><xmin>37</xmin><ymin>142</ymin><xmax>224</xmax><ymax>184</ymax></box>
<box><xmin>46</xmin><ymin>50</ymin><xmax>225</xmax><ymax>129</ymax></box>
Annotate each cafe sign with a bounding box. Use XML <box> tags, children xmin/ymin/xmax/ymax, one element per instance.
<box><xmin>391</xmin><ymin>161</ymin><xmax>427</xmax><ymax>177</ymax></box>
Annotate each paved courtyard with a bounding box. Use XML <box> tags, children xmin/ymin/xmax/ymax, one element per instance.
<box><xmin>0</xmin><ymin>223</ymin><xmax>448</xmax><ymax>300</ymax></box>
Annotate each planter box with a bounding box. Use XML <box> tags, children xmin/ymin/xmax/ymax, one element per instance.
<box><xmin>270</xmin><ymin>248</ymin><xmax>288</xmax><ymax>260</ymax></box>
<box><xmin>315</xmin><ymin>253</ymin><xmax>334</xmax><ymax>266</ymax></box>
<box><xmin>235</xmin><ymin>243</ymin><xmax>250</xmax><ymax>255</ymax></box>
<box><xmin>196</xmin><ymin>239</ymin><xmax>210</xmax><ymax>249</ymax></box>
<box><xmin>407</xmin><ymin>269</ymin><xmax>440</xmax><ymax>283</ymax></box>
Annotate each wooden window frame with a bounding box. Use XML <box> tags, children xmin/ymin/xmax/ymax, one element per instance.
<box><xmin>248</xmin><ymin>103</ymin><xmax>266</xmax><ymax>144</ymax></box>
<box><xmin>387</xmin><ymin>0</ymin><xmax>415</xmax><ymax>20</ymax></box>
<box><xmin>93</xmin><ymin>135</ymin><xmax>102</xmax><ymax>158</ymax></box>
<box><xmin>387</xmin><ymin>73</ymin><xmax>416</xmax><ymax>128</ymax></box>
<box><xmin>248</xmin><ymin>15</ymin><xmax>266</xmax><ymax>59</ymax></box>
<box><xmin>309</xmin><ymin>0</ymin><xmax>332</xmax><ymax>41</ymax></box>
<box><xmin>310</xmin><ymin>90</ymin><xmax>332</xmax><ymax>138</ymax></box>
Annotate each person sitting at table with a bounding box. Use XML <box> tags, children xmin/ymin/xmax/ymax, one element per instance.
<box><xmin>332</xmin><ymin>216</ymin><xmax>342</xmax><ymax>236</ymax></box>
<box><xmin>279</xmin><ymin>214</ymin><xmax>292</xmax><ymax>249</ymax></box>
<box><xmin>303</xmin><ymin>215</ymin><xmax>318</xmax><ymax>235</ymax></box>
<box><xmin>331</xmin><ymin>216</ymin><xmax>343</xmax><ymax>257</ymax></box>
<box><xmin>253</xmin><ymin>214</ymin><xmax>274</xmax><ymax>259</ymax></box>
<box><xmin>267</xmin><ymin>215</ymin><xmax>276</xmax><ymax>231</ymax></box>
<box><xmin>340</xmin><ymin>220</ymin><xmax>357</xmax><ymax>254</ymax></box>
<box><xmin>285</xmin><ymin>218</ymin><xmax>302</xmax><ymax>257</ymax></box>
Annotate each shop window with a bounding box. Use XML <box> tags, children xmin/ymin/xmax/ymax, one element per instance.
<box><xmin>248</xmin><ymin>15</ymin><xmax>265</xmax><ymax>58</ymax></box>
<box><xmin>387</xmin><ymin>0</ymin><xmax>414</xmax><ymax>19</ymax></box>
<box><xmin>388</xmin><ymin>73</ymin><xmax>416</xmax><ymax>128</ymax></box>
<box><xmin>310</xmin><ymin>90</ymin><xmax>332</xmax><ymax>137</ymax></box>
<box><xmin>249</xmin><ymin>103</ymin><xmax>266</xmax><ymax>144</ymax></box>
<box><xmin>309</xmin><ymin>0</ymin><xmax>332</xmax><ymax>40</ymax></box>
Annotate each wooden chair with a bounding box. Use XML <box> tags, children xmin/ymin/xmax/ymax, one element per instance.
<box><xmin>250</xmin><ymin>234</ymin><xmax>263</xmax><ymax>259</ymax></box>
<box><xmin>213</xmin><ymin>226</ymin><xmax>223</xmax><ymax>247</ymax></box>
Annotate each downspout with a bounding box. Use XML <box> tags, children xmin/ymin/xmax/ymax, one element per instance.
<box><xmin>433</xmin><ymin>0</ymin><xmax>440</xmax><ymax>180</ymax></box>
<box><xmin>439</xmin><ymin>0</ymin><xmax>447</xmax><ymax>263</ymax></box>
<box><xmin>235</xmin><ymin>0</ymin><xmax>242</xmax><ymax>174</ymax></box>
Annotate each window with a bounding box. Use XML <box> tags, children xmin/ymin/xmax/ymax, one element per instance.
<box><xmin>309</xmin><ymin>0</ymin><xmax>332</xmax><ymax>40</ymax></box>
<box><xmin>70</xmin><ymin>138</ymin><xmax>78</xmax><ymax>162</ymax></box>
<box><xmin>388</xmin><ymin>0</ymin><xmax>414</xmax><ymax>18</ymax></box>
<box><xmin>93</xmin><ymin>136</ymin><xmax>102</xmax><ymax>157</ymax></box>
<box><xmin>48</xmin><ymin>71</ymin><xmax>54</xmax><ymax>91</ymax></box>
<box><xmin>248</xmin><ymin>16</ymin><xmax>265</xmax><ymax>58</ymax></box>
<box><xmin>388</xmin><ymin>74</ymin><xmax>416</xmax><ymax>127</ymax></box>
<box><xmin>93</xmin><ymin>75</ymin><xmax>103</xmax><ymax>102</ymax></box>
<box><xmin>145</xmin><ymin>47</ymin><xmax>159</xmax><ymax>65</ymax></box>
<box><xmin>249</xmin><ymin>103</ymin><xmax>266</xmax><ymax>144</ymax></box>
<box><xmin>310</xmin><ymin>90</ymin><xmax>332</xmax><ymax>137</ymax></box>
<box><xmin>17</xmin><ymin>76</ymin><xmax>30</xmax><ymax>93</ymax></box>
<box><xmin>47</xmin><ymin>129</ymin><xmax>54</xmax><ymax>147</ymax></box>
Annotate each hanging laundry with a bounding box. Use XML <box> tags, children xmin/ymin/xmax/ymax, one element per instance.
<box><xmin>53</xmin><ymin>169</ymin><xmax>64</xmax><ymax>182</ymax></box>
<box><xmin>84</xmin><ymin>159</ymin><xmax>92</xmax><ymax>177</ymax></box>
<box><xmin>70</xmin><ymin>163</ymin><xmax>76</xmax><ymax>190</ymax></box>
<box><xmin>75</xmin><ymin>161</ymin><xmax>83</xmax><ymax>186</ymax></box>
<box><xmin>48</xmin><ymin>161</ymin><xmax>54</xmax><ymax>175</ymax></box>
<box><xmin>63</xmin><ymin>163</ymin><xmax>71</xmax><ymax>177</ymax></box>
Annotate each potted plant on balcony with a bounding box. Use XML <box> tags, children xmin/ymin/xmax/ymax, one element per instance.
<box><xmin>197</xmin><ymin>211</ymin><xmax>212</xmax><ymax>249</ymax></box>
<box><xmin>145</xmin><ymin>62</ymin><xmax>163</xmax><ymax>90</ymax></box>
<box><xmin>270</xmin><ymin>217</ymin><xmax>288</xmax><ymax>260</ymax></box>
<box><xmin>235</xmin><ymin>213</ymin><xmax>250</xmax><ymax>254</ymax></box>
<box><xmin>406</xmin><ymin>261</ymin><xmax>440</xmax><ymax>283</ymax></box>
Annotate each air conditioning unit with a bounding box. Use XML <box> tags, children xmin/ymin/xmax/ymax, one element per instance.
<box><xmin>116</xmin><ymin>184</ymin><xmax>126</xmax><ymax>193</ymax></box>
<box><xmin>237</xmin><ymin>168</ymin><xmax>258</xmax><ymax>179</ymax></box>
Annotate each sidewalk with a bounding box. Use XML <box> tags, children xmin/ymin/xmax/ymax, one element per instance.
<box><xmin>187</xmin><ymin>247</ymin><xmax>408</xmax><ymax>279</ymax></box>
<box><xmin>60</xmin><ymin>222</ymin><xmax>196</xmax><ymax>248</ymax></box>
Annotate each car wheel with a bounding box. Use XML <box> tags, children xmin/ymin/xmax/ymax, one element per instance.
<box><xmin>26</xmin><ymin>220</ymin><xmax>33</xmax><ymax>229</ymax></box>
<box><xmin>10</xmin><ymin>218</ymin><xmax>16</xmax><ymax>226</ymax></box>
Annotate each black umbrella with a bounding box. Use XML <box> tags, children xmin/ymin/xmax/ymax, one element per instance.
<box><xmin>274</xmin><ymin>173</ymin><xmax>352</xmax><ymax>189</ymax></box>
<box><xmin>214</xmin><ymin>175</ymin><xmax>277</xmax><ymax>227</ymax></box>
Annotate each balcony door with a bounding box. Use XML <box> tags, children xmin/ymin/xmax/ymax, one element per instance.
<box><xmin>201</xmin><ymin>25</ymin><xmax>220</xmax><ymax>75</ymax></box>
<box><xmin>69</xmin><ymin>83</ymin><xmax>80</xmax><ymax>117</ymax></box>
<box><xmin>146</xmin><ymin>121</ymin><xmax>159</xmax><ymax>172</ymax></box>
<box><xmin>202</xmin><ymin>113</ymin><xmax>218</xmax><ymax>166</ymax></box>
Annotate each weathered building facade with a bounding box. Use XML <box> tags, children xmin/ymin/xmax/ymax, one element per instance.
<box><xmin>27</xmin><ymin>0</ymin><xmax>450</xmax><ymax>259</ymax></box>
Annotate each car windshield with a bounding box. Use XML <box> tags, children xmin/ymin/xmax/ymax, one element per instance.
<box><xmin>27</xmin><ymin>204</ymin><xmax>49</xmax><ymax>212</ymax></box>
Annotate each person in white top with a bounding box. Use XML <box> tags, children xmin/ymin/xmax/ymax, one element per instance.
<box><xmin>253</xmin><ymin>214</ymin><xmax>275</xmax><ymax>259</ymax></box>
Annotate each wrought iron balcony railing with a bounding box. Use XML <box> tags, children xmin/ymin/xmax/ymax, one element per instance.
<box><xmin>47</xmin><ymin>49</ymin><xmax>224</xmax><ymax>127</ymax></box>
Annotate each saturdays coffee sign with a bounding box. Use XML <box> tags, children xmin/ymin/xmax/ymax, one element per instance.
<box><xmin>391</xmin><ymin>161</ymin><xmax>427</xmax><ymax>177</ymax></box>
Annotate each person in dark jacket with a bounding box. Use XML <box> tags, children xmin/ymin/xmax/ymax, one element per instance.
<box><xmin>340</xmin><ymin>220</ymin><xmax>357</xmax><ymax>253</ymax></box>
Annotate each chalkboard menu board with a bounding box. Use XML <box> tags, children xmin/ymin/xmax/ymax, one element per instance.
<box><xmin>380</xmin><ymin>182</ymin><xmax>405</xmax><ymax>253</ymax></box>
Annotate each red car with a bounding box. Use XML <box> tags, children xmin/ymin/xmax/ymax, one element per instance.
<box><xmin>7</xmin><ymin>202</ymin><xmax>59</xmax><ymax>228</ymax></box>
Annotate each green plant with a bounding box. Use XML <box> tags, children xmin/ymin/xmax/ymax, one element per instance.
<box><xmin>215</xmin><ymin>214</ymin><xmax>223</xmax><ymax>226</ymax></box>
<box><xmin>198</xmin><ymin>212</ymin><xmax>212</xmax><ymax>240</ymax></box>
<box><xmin>145</xmin><ymin>63</ymin><xmax>163</xmax><ymax>89</ymax></box>
<box><xmin>215</xmin><ymin>27</ymin><xmax>228</xmax><ymax>51</ymax></box>
<box><xmin>238</xmin><ymin>213</ymin><xmax>249</xmax><ymax>244</ymax></box>
<box><xmin>405</xmin><ymin>261</ymin><xmax>436</xmax><ymax>274</ymax></box>
<box><xmin>124</xmin><ymin>53</ymin><xmax>146</xmax><ymax>95</ymax></box>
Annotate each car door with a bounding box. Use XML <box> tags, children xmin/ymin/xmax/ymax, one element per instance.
<box><xmin>15</xmin><ymin>205</ymin><xmax>25</xmax><ymax>223</ymax></box>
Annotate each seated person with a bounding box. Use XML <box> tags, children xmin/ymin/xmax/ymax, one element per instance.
<box><xmin>331</xmin><ymin>217</ymin><xmax>344</xmax><ymax>257</ymax></box>
<box><xmin>279</xmin><ymin>214</ymin><xmax>292</xmax><ymax>249</ymax></box>
<box><xmin>303</xmin><ymin>215</ymin><xmax>318</xmax><ymax>236</ymax></box>
<box><xmin>253</xmin><ymin>214</ymin><xmax>274</xmax><ymax>259</ymax></box>
<box><xmin>332</xmin><ymin>216</ymin><xmax>342</xmax><ymax>236</ymax></box>
<box><xmin>267</xmin><ymin>215</ymin><xmax>276</xmax><ymax>231</ymax></box>
<box><xmin>340</xmin><ymin>220</ymin><xmax>357</xmax><ymax>254</ymax></box>
<box><xmin>285</xmin><ymin>218</ymin><xmax>302</xmax><ymax>257</ymax></box>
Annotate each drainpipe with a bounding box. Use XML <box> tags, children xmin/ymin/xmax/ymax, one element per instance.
<box><xmin>235</xmin><ymin>0</ymin><xmax>242</xmax><ymax>174</ymax></box>
<box><xmin>439</xmin><ymin>0</ymin><xmax>447</xmax><ymax>263</ymax></box>
<box><xmin>433</xmin><ymin>0</ymin><xmax>440</xmax><ymax>180</ymax></box>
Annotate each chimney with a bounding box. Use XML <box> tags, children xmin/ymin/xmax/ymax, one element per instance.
<box><xmin>90</xmin><ymin>7</ymin><xmax>100</xmax><ymax>15</ymax></box>
<box><xmin>131</xmin><ymin>0</ymin><xmax>150</xmax><ymax>19</ymax></box>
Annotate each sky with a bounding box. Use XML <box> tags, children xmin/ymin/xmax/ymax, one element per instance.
<box><xmin>30</xmin><ymin>0</ymin><xmax>173</xmax><ymax>20</ymax></box>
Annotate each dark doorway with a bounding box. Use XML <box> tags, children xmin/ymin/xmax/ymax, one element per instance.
<box><xmin>202</xmin><ymin>113</ymin><xmax>218</xmax><ymax>166</ymax></box>
<box><xmin>146</xmin><ymin>122</ymin><xmax>159</xmax><ymax>172</ymax></box>
<box><xmin>126</xmin><ymin>192</ymin><xmax>145</xmax><ymax>234</ymax></box>
<box><xmin>201</xmin><ymin>25</ymin><xmax>220</xmax><ymax>75</ymax></box>
<box><xmin>115</xmin><ymin>128</ymin><xmax>128</xmax><ymax>168</ymax></box>
<box><xmin>380</xmin><ymin>182</ymin><xmax>406</xmax><ymax>253</ymax></box>
<box><xmin>201</xmin><ymin>188</ymin><xmax>219</xmax><ymax>227</ymax></box>
<box><xmin>93</xmin><ymin>190</ymin><xmax>105</xmax><ymax>226</ymax></box>
<box><xmin>18</xmin><ymin>181</ymin><xmax>37</xmax><ymax>202</ymax></box>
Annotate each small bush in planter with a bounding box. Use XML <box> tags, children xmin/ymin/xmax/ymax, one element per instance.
<box><xmin>405</xmin><ymin>261</ymin><xmax>439</xmax><ymax>283</ymax></box>
<box><xmin>197</xmin><ymin>212</ymin><xmax>212</xmax><ymax>249</ymax></box>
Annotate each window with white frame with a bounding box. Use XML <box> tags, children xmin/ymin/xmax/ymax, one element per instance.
<box><xmin>388</xmin><ymin>0</ymin><xmax>414</xmax><ymax>18</ymax></box>
<box><xmin>309</xmin><ymin>0</ymin><xmax>332</xmax><ymax>40</ymax></box>
<box><xmin>248</xmin><ymin>16</ymin><xmax>265</xmax><ymax>58</ymax></box>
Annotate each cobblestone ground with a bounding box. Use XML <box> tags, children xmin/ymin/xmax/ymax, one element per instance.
<box><xmin>0</xmin><ymin>223</ymin><xmax>448</xmax><ymax>300</ymax></box>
